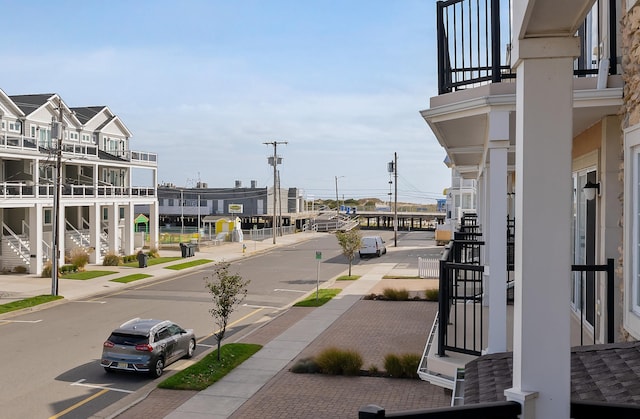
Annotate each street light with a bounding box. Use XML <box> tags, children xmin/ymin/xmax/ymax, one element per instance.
<box><xmin>335</xmin><ymin>176</ymin><xmax>344</xmax><ymax>214</ymax></box>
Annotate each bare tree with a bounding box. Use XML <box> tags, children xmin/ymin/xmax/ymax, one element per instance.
<box><xmin>336</xmin><ymin>228</ymin><xmax>362</xmax><ymax>276</ymax></box>
<box><xmin>204</xmin><ymin>261</ymin><xmax>250</xmax><ymax>360</ymax></box>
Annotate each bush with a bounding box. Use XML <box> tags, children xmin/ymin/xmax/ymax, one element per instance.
<box><xmin>384</xmin><ymin>353</ymin><xmax>421</xmax><ymax>378</ymax></box>
<box><xmin>69</xmin><ymin>247</ymin><xmax>90</xmax><ymax>271</ymax></box>
<box><xmin>290</xmin><ymin>357</ymin><xmax>320</xmax><ymax>374</ymax></box>
<box><xmin>384</xmin><ymin>354</ymin><xmax>403</xmax><ymax>377</ymax></box>
<box><xmin>425</xmin><ymin>288</ymin><xmax>439</xmax><ymax>301</ymax></box>
<box><xmin>382</xmin><ymin>288</ymin><xmax>409</xmax><ymax>301</ymax></box>
<box><xmin>41</xmin><ymin>261</ymin><xmax>52</xmax><ymax>278</ymax></box>
<box><xmin>315</xmin><ymin>347</ymin><xmax>363</xmax><ymax>376</ymax></box>
<box><xmin>123</xmin><ymin>254</ymin><xmax>136</xmax><ymax>263</ymax></box>
<box><xmin>60</xmin><ymin>264</ymin><xmax>78</xmax><ymax>274</ymax></box>
<box><xmin>13</xmin><ymin>266</ymin><xmax>28</xmax><ymax>274</ymax></box>
<box><xmin>102</xmin><ymin>253</ymin><xmax>121</xmax><ymax>266</ymax></box>
<box><xmin>148</xmin><ymin>247</ymin><xmax>159</xmax><ymax>258</ymax></box>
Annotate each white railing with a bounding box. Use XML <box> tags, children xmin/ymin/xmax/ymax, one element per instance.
<box><xmin>2</xmin><ymin>222</ymin><xmax>30</xmax><ymax>264</ymax></box>
<box><xmin>418</xmin><ymin>257</ymin><xmax>440</xmax><ymax>278</ymax></box>
<box><xmin>0</xmin><ymin>134</ymin><xmax>39</xmax><ymax>152</ymax></box>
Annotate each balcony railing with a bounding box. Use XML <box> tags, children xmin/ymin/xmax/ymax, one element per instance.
<box><xmin>437</xmin><ymin>216</ymin><xmax>615</xmax><ymax>357</ymax></box>
<box><xmin>436</xmin><ymin>0</ymin><xmax>618</xmax><ymax>94</ymax></box>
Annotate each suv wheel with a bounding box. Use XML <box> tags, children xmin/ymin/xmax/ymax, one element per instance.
<box><xmin>150</xmin><ymin>357</ymin><xmax>164</xmax><ymax>378</ymax></box>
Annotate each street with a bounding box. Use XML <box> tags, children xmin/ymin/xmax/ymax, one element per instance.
<box><xmin>0</xmin><ymin>230</ymin><xmax>440</xmax><ymax>418</ymax></box>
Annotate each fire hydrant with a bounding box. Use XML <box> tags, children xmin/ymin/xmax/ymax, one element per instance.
<box><xmin>242</xmin><ymin>243</ymin><xmax>247</xmax><ymax>254</ymax></box>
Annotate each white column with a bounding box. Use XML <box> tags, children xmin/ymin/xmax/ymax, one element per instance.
<box><xmin>486</xmin><ymin>138</ymin><xmax>509</xmax><ymax>353</ymax></box>
<box><xmin>28</xmin><ymin>204</ymin><xmax>44</xmax><ymax>275</ymax></box>
<box><xmin>505</xmin><ymin>36</ymin><xmax>579</xmax><ymax>419</ymax></box>
<box><xmin>123</xmin><ymin>204</ymin><xmax>134</xmax><ymax>255</ymax></box>
<box><xmin>89</xmin><ymin>204</ymin><xmax>101</xmax><ymax>264</ymax></box>
<box><xmin>149</xmin><ymin>200</ymin><xmax>159</xmax><ymax>249</ymax></box>
<box><xmin>108</xmin><ymin>203</ymin><xmax>119</xmax><ymax>254</ymax></box>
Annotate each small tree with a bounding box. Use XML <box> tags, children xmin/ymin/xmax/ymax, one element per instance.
<box><xmin>204</xmin><ymin>261</ymin><xmax>250</xmax><ymax>360</ymax></box>
<box><xmin>336</xmin><ymin>228</ymin><xmax>362</xmax><ymax>276</ymax></box>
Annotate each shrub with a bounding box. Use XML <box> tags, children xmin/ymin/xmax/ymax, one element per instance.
<box><xmin>400</xmin><ymin>353</ymin><xmax>421</xmax><ymax>379</ymax></box>
<box><xmin>315</xmin><ymin>347</ymin><xmax>363</xmax><ymax>376</ymax></box>
<box><xmin>13</xmin><ymin>266</ymin><xmax>28</xmax><ymax>274</ymax></box>
<box><xmin>425</xmin><ymin>288</ymin><xmax>439</xmax><ymax>301</ymax></box>
<box><xmin>102</xmin><ymin>253</ymin><xmax>121</xmax><ymax>266</ymax></box>
<box><xmin>382</xmin><ymin>288</ymin><xmax>409</xmax><ymax>301</ymax></box>
<box><xmin>69</xmin><ymin>247</ymin><xmax>90</xmax><ymax>271</ymax></box>
<box><xmin>123</xmin><ymin>254</ymin><xmax>136</xmax><ymax>263</ymax></box>
<box><xmin>384</xmin><ymin>354</ymin><xmax>403</xmax><ymax>377</ymax></box>
<box><xmin>60</xmin><ymin>264</ymin><xmax>78</xmax><ymax>274</ymax></box>
<box><xmin>41</xmin><ymin>261</ymin><xmax>52</xmax><ymax>278</ymax></box>
<box><xmin>290</xmin><ymin>357</ymin><xmax>320</xmax><ymax>374</ymax></box>
<box><xmin>368</xmin><ymin>364</ymin><xmax>380</xmax><ymax>375</ymax></box>
<box><xmin>384</xmin><ymin>353</ymin><xmax>421</xmax><ymax>378</ymax></box>
<box><xmin>148</xmin><ymin>247</ymin><xmax>159</xmax><ymax>258</ymax></box>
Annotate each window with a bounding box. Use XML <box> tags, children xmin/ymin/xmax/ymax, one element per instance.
<box><xmin>8</xmin><ymin>120</ymin><xmax>21</xmax><ymax>132</ymax></box>
<box><xmin>81</xmin><ymin>134</ymin><xmax>90</xmax><ymax>143</ymax></box>
<box><xmin>44</xmin><ymin>209</ymin><xmax>52</xmax><ymax>225</ymax></box>
<box><xmin>30</xmin><ymin>125</ymin><xmax>36</xmax><ymax>138</ymax></box>
<box><xmin>1</xmin><ymin>121</ymin><xmax>5</xmax><ymax>131</ymax></box>
<box><xmin>69</xmin><ymin>132</ymin><xmax>79</xmax><ymax>141</ymax></box>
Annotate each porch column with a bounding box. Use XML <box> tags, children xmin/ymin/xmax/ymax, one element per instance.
<box><xmin>123</xmin><ymin>204</ymin><xmax>134</xmax><ymax>255</ymax></box>
<box><xmin>149</xmin><ymin>200</ymin><xmax>159</xmax><ymax>250</ymax></box>
<box><xmin>107</xmin><ymin>203</ymin><xmax>119</xmax><ymax>255</ymax></box>
<box><xmin>486</xmin><ymin>111</ymin><xmax>510</xmax><ymax>353</ymax></box>
<box><xmin>28</xmin><ymin>204</ymin><xmax>44</xmax><ymax>275</ymax></box>
<box><xmin>504</xmin><ymin>36</ymin><xmax>579</xmax><ymax>419</ymax></box>
<box><xmin>89</xmin><ymin>204</ymin><xmax>101</xmax><ymax>264</ymax></box>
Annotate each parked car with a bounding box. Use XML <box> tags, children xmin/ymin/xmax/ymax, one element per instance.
<box><xmin>359</xmin><ymin>235</ymin><xmax>387</xmax><ymax>258</ymax></box>
<box><xmin>101</xmin><ymin>318</ymin><xmax>196</xmax><ymax>378</ymax></box>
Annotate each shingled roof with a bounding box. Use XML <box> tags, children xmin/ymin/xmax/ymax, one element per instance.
<box><xmin>464</xmin><ymin>341</ymin><xmax>640</xmax><ymax>405</ymax></box>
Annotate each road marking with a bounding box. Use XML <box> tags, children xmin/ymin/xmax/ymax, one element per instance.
<box><xmin>244</xmin><ymin>303</ymin><xmax>281</xmax><ymax>309</ymax></box>
<box><xmin>274</xmin><ymin>288</ymin><xmax>307</xmax><ymax>293</ymax></box>
<box><xmin>71</xmin><ymin>379</ymin><xmax>134</xmax><ymax>394</ymax></box>
<box><xmin>199</xmin><ymin>307</ymin><xmax>263</xmax><ymax>342</ymax></box>
<box><xmin>0</xmin><ymin>319</ymin><xmax>42</xmax><ymax>323</ymax></box>
<box><xmin>197</xmin><ymin>343</ymin><xmax>216</xmax><ymax>348</ymax></box>
<box><xmin>48</xmin><ymin>388</ymin><xmax>109</xmax><ymax>419</ymax></box>
<box><xmin>71</xmin><ymin>300</ymin><xmax>106</xmax><ymax>304</ymax></box>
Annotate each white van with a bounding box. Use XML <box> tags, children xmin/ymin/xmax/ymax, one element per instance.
<box><xmin>359</xmin><ymin>236</ymin><xmax>387</xmax><ymax>258</ymax></box>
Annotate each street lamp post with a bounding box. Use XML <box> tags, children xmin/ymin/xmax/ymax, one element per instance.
<box><xmin>264</xmin><ymin>141</ymin><xmax>287</xmax><ymax>244</ymax></box>
<box><xmin>335</xmin><ymin>176</ymin><xmax>344</xmax><ymax>215</ymax></box>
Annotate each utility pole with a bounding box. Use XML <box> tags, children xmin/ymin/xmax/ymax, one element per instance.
<box><xmin>264</xmin><ymin>141</ymin><xmax>287</xmax><ymax>244</ymax></box>
<box><xmin>394</xmin><ymin>152</ymin><xmax>398</xmax><ymax>247</ymax></box>
<box><xmin>51</xmin><ymin>99</ymin><xmax>64</xmax><ymax>296</ymax></box>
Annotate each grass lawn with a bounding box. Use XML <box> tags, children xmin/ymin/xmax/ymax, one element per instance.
<box><xmin>110</xmin><ymin>274</ymin><xmax>153</xmax><ymax>283</ymax></box>
<box><xmin>164</xmin><ymin>259</ymin><xmax>213</xmax><ymax>270</ymax></box>
<box><xmin>337</xmin><ymin>275</ymin><xmax>361</xmax><ymax>281</ymax></box>
<box><xmin>293</xmin><ymin>288</ymin><xmax>341</xmax><ymax>307</ymax></box>
<box><xmin>61</xmin><ymin>270</ymin><xmax>117</xmax><ymax>280</ymax></box>
<box><xmin>122</xmin><ymin>256</ymin><xmax>181</xmax><ymax>268</ymax></box>
<box><xmin>0</xmin><ymin>295</ymin><xmax>63</xmax><ymax>314</ymax></box>
<box><xmin>158</xmin><ymin>343</ymin><xmax>262</xmax><ymax>391</ymax></box>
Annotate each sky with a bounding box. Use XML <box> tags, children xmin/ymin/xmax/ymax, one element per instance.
<box><xmin>1</xmin><ymin>0</ymin><xmax>449</xmax><ymax>204</ymax></box>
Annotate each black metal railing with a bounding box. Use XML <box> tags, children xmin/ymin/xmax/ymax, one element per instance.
<box><xmin>359</xmin><ymin>401</ymin><xmax>521</xmax><ymax>419</ymax></box>
<box><xmin>438</xmin><ymin>215</ymin><xmax>485</xmax><ymax>357</ymax></box>
<box><xmin>358</xmin><ymin>399</ymin><xmax>640</xmax><ymax>418</ymax></box>
<box><xmin>436</xmin><ymin>0</ymin><xmax>618</xmax><ymax>94</ymax></box>
<box><xmin>572</xmin><ymin>258</ymin><xmax>615</xmax><ymax>345</ymax></box>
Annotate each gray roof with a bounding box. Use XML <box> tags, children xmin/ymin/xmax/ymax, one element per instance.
<box><xmin>464</xmin><ymin>341</ymin><xmax>640</xmax><ymax>405</ymax></box>
<box><xmin>70</xmin><ymin>106</ymin><xmax>106</xmax><ymax>124</ymax></box>
<box><xmin>9</xmin><ymin>94</ymin><xmax>55</xmax><ymax>115</ymax></box>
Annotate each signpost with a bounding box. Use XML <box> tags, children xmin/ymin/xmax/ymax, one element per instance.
<box><xmin>315</xmin><ymin>251</ymin><xmax>322</xmax><ymax>300</ymax></box>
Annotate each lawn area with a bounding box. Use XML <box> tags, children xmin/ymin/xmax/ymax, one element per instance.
<box><xmin>110</xmin><ymin>274</ymin><xmax>153</xmax><ymax>283</ymax></box>
<box><xmin>61</xmin><ymin>270</ymin><xmax>117</xmax><ymax>280</ymax></box>
<box><xmin>158</xmin><ymin>343</ymin><xmax>262</xmax><ymax>391</ymax></box>
<box><xmin>337</xmin><ymin>275</ymin><xmax>361</xmax><ymax>281</ymax></box>
<box><xmin>164</xmin><ymin>259</ymin><xmax>213</xmax><ymax>270</ymax></box>
<box><xmin>293</xmin><ymin>288</ymin><xmax>341</xmax><ymax>307</ymax></box>
<box><xmin>122</xmin><ymin>256</ymin><xmax>181</xmax><ymax>268</ymax></box>
<box><xmin>0</xmin><ymin>295</ymin><xmax>63</xmax><ymax>314</ymax></box>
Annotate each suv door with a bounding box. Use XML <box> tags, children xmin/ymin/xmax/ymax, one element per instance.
<box><xmin>155</xmin><ymin>327</ymin><xmax>176</xmax><ymax>363</ymax></box>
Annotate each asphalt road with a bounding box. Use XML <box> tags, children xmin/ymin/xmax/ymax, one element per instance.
<box><xmin>0</xmin><ymin>230</ymin><xmax>439</xmax><ymax>418</ymax></box>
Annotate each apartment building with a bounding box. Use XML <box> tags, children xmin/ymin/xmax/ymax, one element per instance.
<box><xmin>0</xmin><ymin>89</ymin><xmax>158</xmax><ymax>275</ymax></box>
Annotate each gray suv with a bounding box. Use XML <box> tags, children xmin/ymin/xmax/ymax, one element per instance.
<box><xmin>101</xmin><ymin>318</ymin><xmax>196</xmax><ymax>378</ymax></box>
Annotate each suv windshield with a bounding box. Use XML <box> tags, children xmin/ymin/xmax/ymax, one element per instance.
<box><xmin>108</xmin><ymin>333</ymin><xmax>149</xmax><ymax>346</ymax></box>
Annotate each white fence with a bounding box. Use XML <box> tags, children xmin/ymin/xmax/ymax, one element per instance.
<box><xmin>418</xmin><ymin>257</ymin><xmax>440</xmax><ymax>278</ymax></box>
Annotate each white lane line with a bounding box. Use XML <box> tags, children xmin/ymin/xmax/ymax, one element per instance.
<box><xmin>71</xmin><ymin>300</ymin><xmax>107</xmax><ymax>304</ymax></box>
<box><xmin>197</xmin><ymin>343</ymin><xmax>216</xmax><ymax>348</ymax></box>
<box><xmin>273</xmin><ymin>289</ymin><xmax>307</xmax><ymax>293</ymax></box>
<box><xmin>243</xmin><ymin>303</ymin><xmax>281</xmax><ymax>309</ymax></box>
<box><xmin>0</xmin><ymin>319</ymin><xmax>43</xmax><ymax>323</ymax></box>
<box><xmin>71</xmin><ymin>379</ymin><xmax>134</xmax><ymax>394</ymax></box>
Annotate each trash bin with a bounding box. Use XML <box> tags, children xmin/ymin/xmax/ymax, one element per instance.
<box><xmin>137</xmin><ymin>252</ymin><xmax>148</xmax><ymax>268</ymax></box>
<box><xmin>180</xmin><ymin>243</ymin><xmax>188</xmax><ymax>258</ymax></box>
<box><xmin>187</xmin><ymin>243</ymin><xmax>195</xmax><ymax>257</ymax></box>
